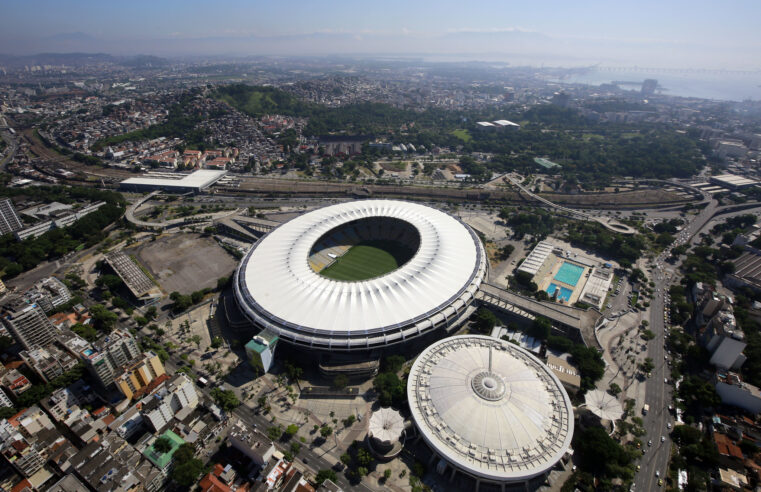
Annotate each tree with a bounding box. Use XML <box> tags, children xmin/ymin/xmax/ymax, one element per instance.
<box><xmin>268</xmin><ymin>426</ymin><xmax>283</xmax><ymax>441</ymax></box>
<box><xmin>383</xmin><ymin>354</ymin><xmax>406</xmax><ymax>373</ymax></box>
<box><xmin>529</xmin><ymin>316</ymin><xmax>551</xmax><ymax>340</ymax></box>
<box><xmin>89</xmin><ymin>304</ymin><xmax>118</xmax><ymax>332</ymax></box>
<box><xmin>373</xmin><ymin>372</ymin><xmax>405</xmax><ymax>407</ymax></box>
<box><xmin>315</xmin><ymin>469</ymin><xmax>337</xmax><ymax>487</ymax></box>
<box><xmin>96</xmin><ymin>274</ymin><xmax>123</xmax><ymax>290</ymax></box>
<box><xmin>190</xmin><ymin>335</ymin><xmax>202</xmax><ymax>348</ymax></box>
<box><xmin>574</xmin><ymin>426</ymin><xmax>632</xmax><ymax>478</ymax></box>
<box><xmin>608</xmin><ymin>383</ymin><xmax>622</xmax><ymax>396</ymax></box>
<box><xmin>285</xmin><ymin>424</ymin><xmax>299</xmax><ymax>438</ymax></box>
<box><xmin>210</xmin><ymin>388</ymin><xmax>240</xmax><ymax>411</ymax></box>
<box><xmin>216</xmin><ymin>276</ymin><xmax>230</xmax><ymax>290</ymax></box>
<box><xmin>357</xmin><ymin>447</ymin><xmax>373</xmax><ymax>467</ymax></box>
<box><xmin>333</xmin><ymin>374</ymin><xmax>349</xmax><ymax>389</ymax></box>
<box><xmin>320</xmin><ymin>425</ymin><xmax>333</xmax><ymax>437</ymax></box>
<box><xmin>290</xmin><ymin>441</ymin><xmax>301</xmax><ymax>455</ymax></box>
<box><xmin>284</xmin><ymin>360</ymin><xmax>303</xmax><ymax>382</ymax></box>
<box><xmin>153</xmin><ymin>436</ymin><xmax>172</xmax><ymax>454</ymax></box>
<box><xmin>170</xmin><ymin>444</ymin><xmax>204</xmax><ymax>487</ymax></box>
<box><xmin>211</xmin><ymin>336</ymin><xmax>223</xmax><ymax>349</ymax></box>
<box><xmin>640</xmin><ymin>357</ymin><xmax>655</xmax><ymax>373</ymax></box>
<box><xmin>473</xmin><ymin>307</ymin><xmax>497</xmax><ymax>334</ymax></box>
<box><xmin>71</xmin><ymin>323</ymin><xmax>98</xmax><ymax>341</ymax></box>
<box><xmin>383</xmin><ymin>469</ymin><xmax>392</xmax><ymax>481</ymax></box>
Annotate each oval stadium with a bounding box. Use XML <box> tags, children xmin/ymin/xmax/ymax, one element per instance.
<box><xmin>407</xmin><ymin>335</ymin><xmax>574</xmax><ymax>487</ymax></box>
<box><xmin>233</xmin><ymin>199</ymin><xmax>487</xmax><ymax>352</ymax></box>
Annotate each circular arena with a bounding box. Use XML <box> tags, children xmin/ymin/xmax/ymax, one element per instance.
<box><xmin>233</xmin><ymin>200</ymin><xmax>487</xmax><ymax>352</ymax></box>
<box><xmin>407</xmin><ymin>335</ymin><xmax>574</xmax><ymax>486</ymax></box>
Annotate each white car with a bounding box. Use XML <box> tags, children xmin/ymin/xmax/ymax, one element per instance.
<box><xmin>661</xmin><ymin>436</ymin><xmax>665</xmax><ymax>442</ymax></box>
<box><xmin>667</xmin><ymin>422</ymin><xmax>672</xmax><ymax>429</ymax></box>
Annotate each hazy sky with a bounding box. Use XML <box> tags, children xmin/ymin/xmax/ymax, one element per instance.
<box><xmin>3</xmin><ymin>0</ymin><xmax>761</xmax><ymax>68</ymax></box>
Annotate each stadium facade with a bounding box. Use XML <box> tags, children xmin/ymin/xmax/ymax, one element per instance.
<box><xmin>233</xmin><ymin>200</ymin><xmax>487</xmax><ymax>353</ymax></box>
<box><xmin>407</xmin><ymin>335</ymin><xmax>574</xmax><ymax>487</ymax></box>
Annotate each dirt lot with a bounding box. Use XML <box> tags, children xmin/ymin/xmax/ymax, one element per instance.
<box><xmin>132</xmin><ymin>233</ymin><xmax>237</xmax><ymax>294</ymax></box>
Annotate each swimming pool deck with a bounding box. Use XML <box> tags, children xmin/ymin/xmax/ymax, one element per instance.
<box><xmin>536</xmin><ymin>256</ymin><xmax>589</xmax><ymax>306</ymax></box>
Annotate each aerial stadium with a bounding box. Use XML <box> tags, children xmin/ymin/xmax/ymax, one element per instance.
<box><xmin>233</xmin><ymin>199</ymin><xmax>487</xmax><ymax>353</ymax></box>
<box><xmin>407</xmin><ymin>335</ymin><xmax>574</xmax><ymax>488</ymax></box>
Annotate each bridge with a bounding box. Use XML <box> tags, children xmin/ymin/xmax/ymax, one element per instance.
<box><xmin>503</xmin><ymin>175</ymin><xmax>637</xmax><ymax>234</ymax></box>
<box><xmin>477</xmin><ymin>283</ymin><xmax>601</xmax><ymax>349</ymax></box>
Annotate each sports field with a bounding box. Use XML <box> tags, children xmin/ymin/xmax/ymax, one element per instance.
<box><xmin>319</xmin><ymin>240</ymin><xmax>415</xmax><ymax>281</ymax></box>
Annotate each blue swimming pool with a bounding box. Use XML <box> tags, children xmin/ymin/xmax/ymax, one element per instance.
<box><xmin>547</xmin><ymin>283</ymin><xmax>574</xmax><ymax>302</ymax></box>
<box><xmin>554</xmin><ymin>262</ymin><xmax>584</xmax><ymax>286</ymax></box>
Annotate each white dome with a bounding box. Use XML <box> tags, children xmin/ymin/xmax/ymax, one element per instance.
<box><xmin>234</xmin><ymin>200</ymin><xmax>486</xmax><ymax>351</ymax></box>
<box><xmin>368</xmin><ymin>407</ymin><xmax>405</xmax><ymax>445</ymax></box>
<box><xmin>407</xmin><ymin>335</ymin><xmax>574</xmax><ymax>482</ymax></box>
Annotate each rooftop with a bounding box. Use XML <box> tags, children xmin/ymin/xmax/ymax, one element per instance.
<box><xmin>407</xmin><ymin>335</ymin><xmax>574</xmax><ymax>482</ymax></box>
<box><xmin>143</xmin><ymin>429</ymin><xmax>185</xmax><ymax>469</ymax></box>
<box><xmin>120</xmin><ymin>169</ymin><xmax>227</xmax><ymax>190</ymax></box>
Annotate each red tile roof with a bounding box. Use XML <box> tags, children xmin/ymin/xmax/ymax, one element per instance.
<box><xmin>715</xmin><ymin>432</ymin><xmax>744</xmax><ymax>459</ymax></box>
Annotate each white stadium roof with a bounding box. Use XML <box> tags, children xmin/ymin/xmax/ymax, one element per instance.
<box><xmin>407</xmin><ymin>335</ymin><xmax>574</xmax><ymax>482</ymax></box>
<box><xmin>120</xmin><ymin>170</ymin><xmax>227</xmax><ymax>191</ymax></box>
<box><xmin>234</xmin><ymin>200</ymin><xmax>486</xmax><ymax>351</ymax></box>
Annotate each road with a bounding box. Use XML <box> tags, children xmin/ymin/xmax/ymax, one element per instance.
<box><xmin>633</xmin><ymin>197</ymin><xmax>716</xmax><ymax>490</ymax></box>
<box><xmin>0</xmin><ymin>129</ymin><xmax>18</xmax><ymax>171</ymax></box>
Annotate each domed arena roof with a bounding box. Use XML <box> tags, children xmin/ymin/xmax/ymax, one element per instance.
<box><xmin>407</xmin><ymin>335</ymin><xmax>574</xmax><ymax>482</ymax></box>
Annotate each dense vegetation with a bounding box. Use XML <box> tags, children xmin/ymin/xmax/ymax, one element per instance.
<box><xmin>570</xmin><ymin>426</ymin><xmax>636</xmax><ymax>488</ymax></box>
<box><xmin>0</xmin><ymin>186</ymin><xmax>125</xmax><ymax>277</ymax></box>
<box><xmin>565</xmin><ymin>221</ymin><xmax>646</xmax><ymax>268</ymax></box>
<box><xmin>500</xmin><ymin>207</ymin><xmax>561</xmax><ymax>240</ymax></box>
<box><xmin>214</xmin><ymin>84</ymin><xmax>706</xmax><ymax>180</ymax></box>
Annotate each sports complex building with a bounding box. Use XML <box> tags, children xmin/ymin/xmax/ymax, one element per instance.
<box><xmin>517</xmin><ymin>240</ymin><xmax>614</xmax><ymax>310</ymax></box>
<box><xmin>233</xmin><ymin>200</ymin><xmax>488</xmax><ymax>355</ymax></box>
<box><xmin>407</xmin><ymin>335</ymin><xmax>574</xmax><ymax>490</ymax></box>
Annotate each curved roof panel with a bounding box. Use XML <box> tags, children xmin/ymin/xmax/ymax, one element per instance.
<box><xmin>407</xmin><ymin>335</ymin><xmax>574</xmax><ymax>482</ymax></box>
<box><xmin>235</xmin><ymin>200</ymin><xmax>484</xmax><ymax>343</ymax></box>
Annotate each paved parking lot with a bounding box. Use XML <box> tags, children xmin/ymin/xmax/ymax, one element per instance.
<box><xmin>134</xmin><ymin>233</ymin><xmax>237</xmax><ymax>294</ymax></box>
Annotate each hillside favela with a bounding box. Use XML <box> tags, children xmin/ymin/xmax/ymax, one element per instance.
<box><xmin>0</xmin><ymin>1</ymin><xmax>760</xmax><ymax>491</ymax></box>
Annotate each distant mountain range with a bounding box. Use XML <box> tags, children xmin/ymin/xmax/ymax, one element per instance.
<box><xmin>0</xmin><ymin>30</ymin><xmax>757</xmax><ymax>70</ymax></box>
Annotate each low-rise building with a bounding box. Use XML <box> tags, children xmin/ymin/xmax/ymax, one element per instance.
<box><xmin>228</xmin><ymin>418</ymin><xmax>275</xmax><ymax>467</ymax></box>
<box><xmin>23</xmin><ymin>277</ymin><xmax>72</xmax><ymax>313</ymax></box>
<box><xmin>715</xmin><ymin>371</ymin><xmax>761</xmax><ymax>414</ymax></box>
<box><xmin>142</xmin><ymin>430</ymin><xmax>185</xmax><ymax>475</ymax></box>
<box><xmin>69</xmin><ymin>431</ymin><xmax>164</xmax><ymax>492</ymax></box>
<box><xmin>20</xmin><ymin>344</ymin><xmax>78</xmax><ymax>383</ymax></box>
<box><xmin>2</xmin><ymin>368</ymin><xmax>32</xmax><ymax>396</ymax></box>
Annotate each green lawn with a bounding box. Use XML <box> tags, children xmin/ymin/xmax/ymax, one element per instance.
<box><xmin>319</xmin><ymin>240</ymin><xmax>414</xmax><ymax>281</ymax></box>
<box><xmin>451</xmin><ymin>129</ymin><xmax>472</xmax><ymax>142</ymax></box>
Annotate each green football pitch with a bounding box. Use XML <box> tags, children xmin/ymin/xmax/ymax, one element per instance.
<box><xmin>319</xmin><ymin>240</ymin><xmax>415</xmax><ymax>281</ymax></box>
